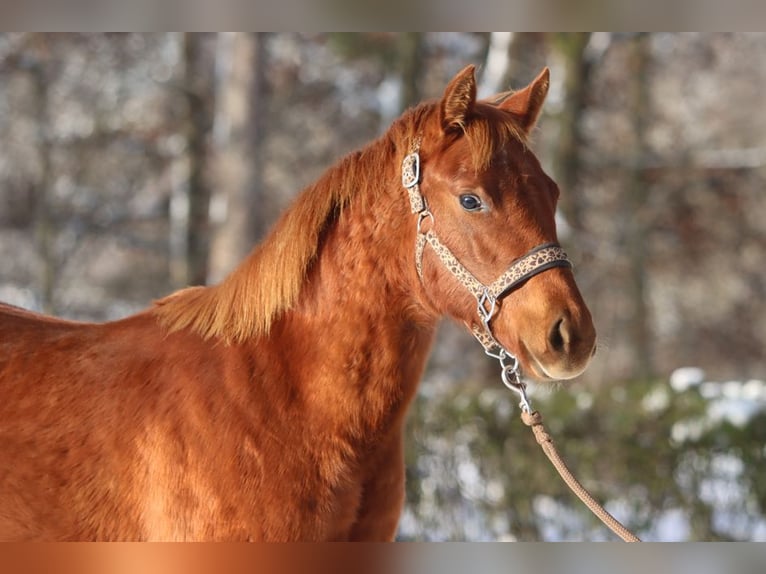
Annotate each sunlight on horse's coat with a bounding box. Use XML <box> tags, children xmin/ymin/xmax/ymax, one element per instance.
<box><xmin>0</xmin><ymin>65</ymin><xmax>594</xmax><ymax>540</ymax></box>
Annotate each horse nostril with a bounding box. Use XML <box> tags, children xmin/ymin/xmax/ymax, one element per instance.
<box><xmin>548</xmin><ymin>316</ymin><xmax>570</xmax><ymax>354</ymax></box>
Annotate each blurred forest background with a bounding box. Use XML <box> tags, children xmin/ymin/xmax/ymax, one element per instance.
<box><xmin>1</xmin><ymin>32</ymin><xmax>765</xmax><ymax>541</ymax></box>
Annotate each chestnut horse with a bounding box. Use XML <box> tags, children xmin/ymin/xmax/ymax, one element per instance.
<box><xmin>0</xmin><ymin>65</ymin><xmax>595</xmax><ymax>541</ymax></box>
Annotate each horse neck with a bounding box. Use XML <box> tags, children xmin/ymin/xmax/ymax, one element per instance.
<box><xmin>265</xmin><ymin>155</ymin><xmax>436</xmax><ymax>443</ymax></box>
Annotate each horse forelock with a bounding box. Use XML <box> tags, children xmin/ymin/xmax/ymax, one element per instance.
<box><xmin>461</xmin><ymin>102</ymin><xmax>530</xmax><ymax>172</ymax></box>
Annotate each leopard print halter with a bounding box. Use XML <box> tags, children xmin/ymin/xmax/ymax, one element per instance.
<box><xmin>402</xmin><ymin>135</ymin><xmax>572</xmax><ymax>360</ymax></box>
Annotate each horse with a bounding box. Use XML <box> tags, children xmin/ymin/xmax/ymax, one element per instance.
<box><xmin>0</xmin><ymin>65</ymin><xmax>596</xmax><ymax>541</ymax></box>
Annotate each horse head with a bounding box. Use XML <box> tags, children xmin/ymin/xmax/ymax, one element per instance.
<box><xmin>410</xmin><ymin>65</ymin><xmax>596</xmax><ymax>381</ymax></box>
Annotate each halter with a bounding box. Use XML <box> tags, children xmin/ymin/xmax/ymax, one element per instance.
<box><xmin>402</xmin><ymin>136</ymin><xmax>572</xmax><ymax>393</ymax></box>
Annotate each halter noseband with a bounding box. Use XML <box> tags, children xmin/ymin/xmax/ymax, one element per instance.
<box><xmin>402</xmin><ymin>136</ymin><xmax>572</xmax><ymax>363</ymax></box>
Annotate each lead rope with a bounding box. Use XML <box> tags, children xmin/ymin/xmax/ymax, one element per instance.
<box><xmin>521</xmin><ymin>410</ymin><xmax>642</xmax><ymax>542</ymax></box>
<box><xmin>502</xmin><ymin>366</ymin><xmax>641</xmax><ymax>542</ymax></box>
<box><xmin>403</xmin><ymin>135</ymin><xmax>641</xmax><ymax>542</ymax></box>
<box><xmin>496</xmin><ymin>359</ymin><xmax>640</xmax><ymax>541</ymax></box>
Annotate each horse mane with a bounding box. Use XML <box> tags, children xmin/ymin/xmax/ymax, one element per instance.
<box><xmin>154</xmin><ymin>97</ymin><xmax>528</xmax><ymax>343</ymax></box>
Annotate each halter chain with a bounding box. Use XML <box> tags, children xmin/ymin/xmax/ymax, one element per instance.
<box><xmin>402</xmin><ymin>136</ymin><xmax>572</xmax><ymax>363</ymax></box>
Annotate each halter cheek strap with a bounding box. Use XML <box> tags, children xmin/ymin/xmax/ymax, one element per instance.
<box><xmin>402</xmin><ymin>136</ymin><xmax>572</xmax><ymax>360</ymax></box>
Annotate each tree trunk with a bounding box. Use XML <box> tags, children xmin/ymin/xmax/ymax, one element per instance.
<box><xmin>184</xmin><ymin>33</ymin><xmax>215</xmax><ymax>286</ymax></box>
<box><xmin>478</xmin><ymin>32</ymin><xmax>512</xmax><ymax>97</ymax></box>
<box><xmin>30</xmin><ymin>39</ymin><xmax>56</xmax><ymax>314</ymax></box>
<box><xmin>398</xmin><ymin>33</ymin><xmax>425</xmax><ymax>111</ymax></box>
<box><xmin>625</xmin><ymin>33</ymin><xmax>654</xmax><ymax>380</ymax></box>
<box><xmin>208</xmin><ymin>32</ymin><xmax>266</xmax><ymax>284</ymax></box>
<box><xmin>502</xmin><ymin>33</ymin><xmax>547</xmax><ymax>88</ymax></box>
<box><xmin>169</xmin><ymin>33</ymin><xmax>215</xmax><ymax>289</ymax></box>
<box><xmin>551</xmin><ymin>33</ymin><xmax>592</xmax><ymax>233</ymax></box>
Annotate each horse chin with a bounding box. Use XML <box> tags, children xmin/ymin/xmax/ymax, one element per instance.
<box><xmin>489</xmin><ymin>306</ymin><xmax>597</xmax><ymax>383</ymax></box>
<box><xmin>484</xmin><ymin>327</ymin><xmax>591</xmax><ymax>383</ymax></box>
<box><xmin>526</xmin><ymin>356</ymin><xmax>588</xmax><ymax>382</ymax></box>
<box><xmin>519</xmin><ymin>341</ymin><xmax>592</xmax><ymax>383</ymax></box>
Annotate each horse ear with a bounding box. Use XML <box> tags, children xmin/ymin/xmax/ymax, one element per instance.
<box><xmin>495</xmin><ymin>67</ymin><xmax>550</xmax><ymax>134</ymax></box>
<box><xmin>440</xmin><ymin>65</ymin><xmax>477</xmax><ymax>133</ymax></box>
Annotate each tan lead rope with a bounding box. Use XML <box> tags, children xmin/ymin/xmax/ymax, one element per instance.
<box><xmin>520</xmin><ymin>410</ymin><xmax>641</xmax><ymax>542</ymax></box>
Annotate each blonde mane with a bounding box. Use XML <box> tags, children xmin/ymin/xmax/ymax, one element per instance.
<box><xmin>154</xmin><ymin>99</ymin><xmax>528</xmax><ymax>343</ymax></box>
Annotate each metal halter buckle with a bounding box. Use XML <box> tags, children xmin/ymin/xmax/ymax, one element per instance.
<box><xmin>416</xmin><ymin>209</ymin><xmax>434</xmax><ymax>234</ymax></box>
<box><xmin>401</xmin><ymin>152</ymin><xmax>420</xmax><ymax>189</ymax></box>
<box><xmin>501</xmin><ymin>358</ymin><xmax>532</xmax><ymax>413</ymax></box>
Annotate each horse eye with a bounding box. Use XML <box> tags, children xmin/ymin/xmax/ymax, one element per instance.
<box><xmin>459</xmin><ymin>194</ymin><xmax>483</xmax><ymax>212</ymax></box>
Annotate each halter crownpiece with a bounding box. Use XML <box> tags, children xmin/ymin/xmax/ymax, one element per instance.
<box><xmin>402</xmin><ymin>135</ymin><xmax>572</xmax><ymax>364</ymax></box>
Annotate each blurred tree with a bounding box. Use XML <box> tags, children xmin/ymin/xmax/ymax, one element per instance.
<box><xmin>208</xmin><ymin>33</ymin><xmax>267</xmax><ymax>283</ymax></box>
<box><xmin>502</xmin><ymin>33</ymin><xmax>548</xmax><ymax>87</ymax></box>
<box><xmin>477</xmin><ymin>32</ymin><xmax>509</xmax><ymax>97</ymax></box>
<box><xmin>27</xmin><ymin>35</ymin><xmax>57</xmax><ymax>314</ymax></box>
<box><xmin>183</xmin><ymin>33</ymin><xmax>215</xmax><ymax>287</ymax></box>
<box><xmin>550</xmin><ymin>33</ymin><xmax>592</xmax><ymax>232</ymax></box>
<box><xmin>326</xmin><ymin>32</ymin><xmax>425</xmax><ymax>115</ymax></box>
<box><xmin>169</xmin><ymin>33</ymin><xmax>215</xmax><ymax>288</ymax></box>
<box><xmin>398</xmin><ymin>33</ymin><xmax>425</xmax><ymax>110</ymax></box>
<box><xmin>625</xmin><ymin>33</ymin><xmax>654</xmax><ymax>380</ymax></box>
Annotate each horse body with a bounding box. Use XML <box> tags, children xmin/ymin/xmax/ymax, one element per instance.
<box><xmin>0</xmin><ymin>163</ymin><xmax>432</xmax><ymax>541</ymax></box>
<box><xmin>0</xmin><ymin>66</ymin><xmax>596</xmax><ymax>540</ymax></box>
<box><xmin>0</xmin><ymin>284</ymin><xmax>430</xmax><ymax>541</ymax></box>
